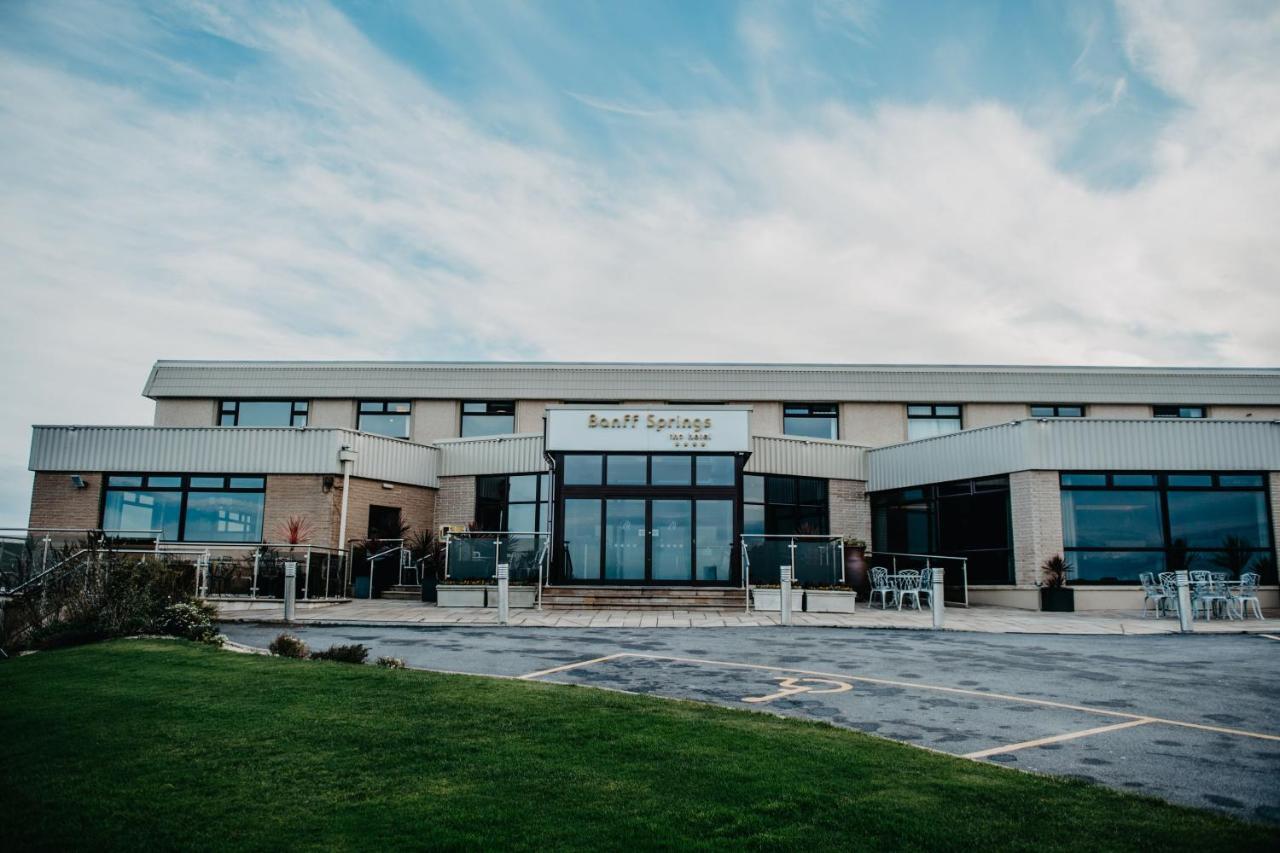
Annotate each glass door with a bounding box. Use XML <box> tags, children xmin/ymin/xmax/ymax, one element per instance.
<box><xmin>604</xmin><ymin>499</ymin><xmax>646</xmax><ymax>580</ymax></box>
<box><xmin>651</xmin><ymin>500</ymin><xmax>692</xmax><ymax>581</ymax></box>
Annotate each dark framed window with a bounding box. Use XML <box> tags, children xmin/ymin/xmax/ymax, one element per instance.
<box><xmin>475</xmin><ymin>473</ymin><xmax>550</xmax><ymax>533</ymax></box>
<box><xmin>1060</xmin><ymin>471</ymin><xmax>1274</xmax><ymax>584</ymax></box>
<box><xmin>872</xmin><ymin>477</ymin><xmax>1012</xmax><ymax>584</ymax></box>
<box><xmin>218</xmin><ymin>400</ymin><xmax>308</xmax><ymax>427</ymax></box>
<box><xmin>1153</xmin><ymin>406</ymin><xmax>1206</xmax><ymax>419</ymax></box>
<box><xmin>783</xmin><ymin>403</ymin><xmax>838</xmax><ymax>440</ymax></box>
<box><xmin>101</xmin><ymin>474</ymin><xmax>265</xmax><ymax>543</ymax></box>
<box><xmin>1030</xmin><ymin>405</ymin><xmax>1084</xmax><ymax>418</ymax></box>
<box><xmin>907</xmin><ymin>404</ymin><xmax>962</xmax><ymax>440</ymax></box>
<box><xmin>461</xmin><ymin>400</ymin><xmax>516</xmax><ymax>438</ymax></box>
<box><xmin>358</xmin><ymin>400</ymin><xmax>411</xmax><ymax>439</ymax></box>
<box><xmin>742</xmin><ymin>474</ymin><xmax>829</xmax><ymax>536</ymax></box>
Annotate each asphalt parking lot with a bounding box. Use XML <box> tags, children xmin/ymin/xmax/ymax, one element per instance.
<box><xmin>221</xmin><ymin>623</ymin><xmax>1280</xmax><ymax>825</ymax></box>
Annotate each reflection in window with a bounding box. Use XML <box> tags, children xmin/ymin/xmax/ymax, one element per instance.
<box><xmin>1153</xmin><ymin>406</ymin><xmax>1205</xmax><ymax>418</ymax></box>
<box><xmin>475</xmin><ymin>473</ymin><xmax>550</xmax><ymax>533</ymax></box>
<box><xmin>906</xmin><ymin>405</ymin><xmax>962</xmax><ymax>440</ymax></box>
<box><xmin>358</xmin><ymin>401</ymin><xmax>411</xmax><ymax>439</ymax></box>
<box><xmin>1030</xmin><ymin>405</ymin><xmax>1084</xmax><ymax>418</ymax></box>
<box><xmin>564</xmin><ymin>499</ymin><xmax>601</xmax><ymax>580</ymax></box>
<box><xmin>219</xmin><ymin>400</ymin><xmax>308</xmax><ymax>427</ymax></box>
<box><xmin>461</xmin><ymin>401</ymin><xmax>516</xmax><ymax>437</ymax></box>
<box><xmin>872</xmin><ymin>477</ymin><xmax>1012</xmax><ymax>584</ymax></box>
<box><xmin>783</xmin><ymin>403</ymin><xmax>838</xmax><ymax>440</ymax></box>
<box><xmin>101</xmin><ymin>474</ymin><xmax>265</xmax><ymax>543</ymax></box>
<box><xmin>606</xmin><ymin>455</ymin><xmax>647</xmax><ymax>486</ymax></box>
<box><xmin>743</xmin><ymin>474</ymin><xmax>829</xmax><ymax>536</ymax></box>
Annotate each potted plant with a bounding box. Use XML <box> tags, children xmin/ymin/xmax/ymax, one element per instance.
<box><xmin>842</xmin><ymin>537</ymin><xmax>869</xmax><ymax>592</ymax></box>
<box><xmin>803</xmin><ymin>584</ymin><xmax>857</xmax><ymax>613</ymax></box>
<box><xmin>751</xmin><ymin>584</ymin><xmax>804</xmax><ymax>612</ymax></box>
<box><xmin>436</xmin><ymin>577</ymin><xmax>488</xmax><ymax>607</ymax></box>
<box><xmin>1038</xmin><ymin>555</ymin><xmax>1075</xmax><ymax>612</ymax></box>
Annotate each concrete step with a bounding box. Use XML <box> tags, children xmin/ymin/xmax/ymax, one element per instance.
<box><xmin>379</xmin><ymin>585</ymin><xmax>421</xmax><ymax>601</ymax></box>
<box><xmin>541</xmin><ymin>586</ymin><xmax>747</xmax><ymax>610</ymax></box>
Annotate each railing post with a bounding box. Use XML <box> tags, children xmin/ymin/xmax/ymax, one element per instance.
<box><xmin>931</xmin><ymin>567</ymin><xmax>945</xmax><ymax>629</ymax></box>
<box><xmin>40</xmin><ymin>535</ymin><xmax>51</xmax><ymax>573</ymax></box>
<box><xmin>1175</xmin><ymin>569</ymin><xmax>1194</xmax><ymax>633</ymax></box>
<box><xmin>303</xmin><ymin>547</ymin><xmax>312</xmax><ymax>600</ymax></box>
<box><xmin>780</xmin><ymin>562</ymin><xmax>793</xmax><ymax>626</ymax></box>
<box><xmin>251</xmin><ymin>549</ymin><xmax>260</xmax><ymax>599</ymax></box>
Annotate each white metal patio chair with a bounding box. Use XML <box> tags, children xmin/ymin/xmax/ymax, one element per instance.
<box><xmin>869</xmin><ymin>566</ymin><xmax>895</xmax><ymax>609</ymax></box>
<box><xmin>1157</xmin><ymin>572</ymin><xmax>1181</xmax><ymax>619</ymax></box>
<box><xmin>1229</xmin><ymin>572</ymin><xmax>1263</xmax><ymax>620</ymax></box>
<box><xmin>917</xmin><ymin>567</ymin><xmax>932</xmax><ymax>606</ymax></box>
<box><xmin>893</xmin><ymin>569</ymin><xmax>923</xmax><ymax>611</ymax></box>
<box><xmin>1192</xmin><ymin>575</ymin><xmax>1232</xmax><ymax>620</ymax></box>
<box><xmin>1138</xmin><ymin>572</ymin><xmax>1170</xmax><ymax>618</ymax></box>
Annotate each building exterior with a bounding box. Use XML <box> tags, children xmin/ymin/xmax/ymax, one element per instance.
<box><xmin>25</xmin><ymin>360</ymin><xmax>1280</xmax><ymax>610</ymax></box>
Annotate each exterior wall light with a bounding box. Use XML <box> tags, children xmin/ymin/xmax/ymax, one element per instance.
<box><xmin>70</xmin><ymin>474</ymin><xmax>86</xmax><ymax>489</ymax></box>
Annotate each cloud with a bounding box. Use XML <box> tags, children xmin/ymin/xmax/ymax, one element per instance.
<box><xmin>0</xmin><ymin>0</ymin><xmax>1277</xmax><ymax>526</ymax></box>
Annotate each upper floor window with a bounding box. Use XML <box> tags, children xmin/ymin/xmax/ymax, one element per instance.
<box><xmin>783</xmin><ymin>403</ymin><xmax>838</xmax><ymax>440</ymax></box>
<box><xmin>907</xmin><ymin>404</ymin><xmax>962</xmax><ymax>440</ymax></box>
<box><xmin>358</xmin><ymin>400</ymin><xmax>411</xmax><ymax>439</ymax></box>
<box><xmin>1154</xmin><ymin>406</ymin><xmax>1206</xmax><ymax>419</ymax></box>
<box><xmin>1030</xmin><ymin>405</ymin><xmax>1084</xmax><ymax>418</ymax></box>
<box><xmin>461</xmin><ymin>401</ymin><xmax>515</xmax><ymax>438</ymax></box>
<box><xmin>219</xmin><ymin>400</ymin><xmax>308</xmax><ymax>427</ymax></box>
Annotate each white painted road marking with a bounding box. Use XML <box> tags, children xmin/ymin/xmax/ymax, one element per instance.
<box><xmin>742</xmin><ymin>677</ymin><xmax>853</xmax><ymax>704</ymax></box>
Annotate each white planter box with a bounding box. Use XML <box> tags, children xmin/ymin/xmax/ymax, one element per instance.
<box><xmin>483</xmin><ymin>585</ymin><xmax>538</xmax><ymax>609</ymax></box>
<box><xmin>752</xmin><ymin>588</ymin><xmax>804</xmax><ymax>612</ymax></box>
<box><xmin>437</xmin><ymin>585</ymin><xmax>487</xmax><ymax>607</ymax></box>
<box><xmin>804</xmin><ymin>590</ymin><xmax>857</xmax><ymax>613</ymax></box>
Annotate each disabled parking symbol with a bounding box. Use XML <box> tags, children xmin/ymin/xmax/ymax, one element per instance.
<box><xmin>742</xmin><ymin>676</ymin><xmax>853</xmax><ymax>704</ymax></box>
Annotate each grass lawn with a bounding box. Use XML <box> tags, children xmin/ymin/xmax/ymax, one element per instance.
<box><xmin>0</xmin><ymin>641</ymin><xmax>1275</xmax><ymax>852</ymax></box>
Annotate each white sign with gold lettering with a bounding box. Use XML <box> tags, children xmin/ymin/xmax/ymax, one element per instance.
<box><xmin>545</xmin><ymin>408</ymin><xmax>751</xmax><ymax>452</ymax></box>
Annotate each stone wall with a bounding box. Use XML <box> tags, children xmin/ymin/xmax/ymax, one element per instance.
<box><xmin>262</xmin><ymin>475</ymin><xmax>337</xmax><ymax>547</ymax></box>
<box><xmin>435</xmin><ymin>475</ymin><xmax>476</xmax><ymax>531</ymax></box>
<box><xmin>1009</xmin><ymin>470</ymin><xmax>1063</xmax><ymax>587</ymax></box>
<box><xmin>28</xmin><ymin>471</ymin><xmax>104</xmax><ymax>530</ymax></box>
<box><xmin>828</xmin><ymin>479</ymin><xmax>870</xmax><ymax>544</ymax></box>
<box><xmin>337</xmin><ymin>477</ymin><xmax>435</xmax><ymax>546</ymax></box>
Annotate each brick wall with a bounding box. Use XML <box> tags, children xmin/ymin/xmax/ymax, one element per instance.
<box><xmin>1009</xmin><ymin>470</ymin><xmax>1063</xmax><ymax>586</ymax></box>
<box><xmin>263</xmin><ymin>475</ymin><xmax>337</xmax><ymax>547</ymax></box>
<box><xmin>828</xmin><ymin>479</ymin><xmax>871</xmax><ymax>543</ymax></box>
<box><xmin>28</xmin><ymin>471</ymin><xmax>104</xmax><ymax>530</ymax></box>
<box><xmin>436</xmin><ymin>476</ymin><xmax>476</xmax><ymax>531</ymax></box>
<box><xmin>1271</xmin><ymin>473</ymin><xmax>1280</xmax><ymax>565</ymax></box>
<box><xmin>337</xmin><ymin>477</ymin><xmax>435</xmax><ymax>546</ymax></box>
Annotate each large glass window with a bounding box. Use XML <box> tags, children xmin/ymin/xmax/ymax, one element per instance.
<box><xmin>783</xmin><ymin>403</ymin><xmax>838</xmax><ymax>440</ymax></box>
<box><xmin>1060</xmin><ymin>472</ymin><xmax>1274</xmax><ymax>584</ymax></box>
<box><xmin>1030</xmin><ymin>405</ymin><xmax>1084</xmax><ymax>418</ymax></box>
<box><xmin>872</xmin><ymin>477</ymin><xmax>1013</xmax><ymax>584</ymax></box>
<box><xmin>461</xmin><ymin>401</ymin><xmax>515</xmax><ymax>437</ymax></box>
<box><xmin>219</xmin><ymin>400</ymin><xmax>308</xmax><ymax>427</ymax></box>
<box><xmin>358</xmin><ymin>401</ymin><xmax>411</xmax><ymax>439</ymax></box>
<box><xmin>1153</xmin><ymin>406</ymin><xmax>1205</xmax><ymax>419</ymax></box>
<box><xmin>475</xmin><ymin>473</ymin><xmax>551</xmax><ymax>533</ymax></box>
<box><xmin>101</xmin><ymin>474</ymin><xmax>265</xmax><ymax>543</ymax></box>
<box><xmin>606</xmin><ymin>455</ymin><xmax>647</xmax><ymax>485</ymax></box>
<box><xmin>907</xmin><ymin>404</ymin><xmax>962</xmax><ymax>440</ymax></box>
<box><xmin>742</xmin><ymin>474</ymin><xmax>828</xmax><ymax>536</ymax></box>
<box><xmin>564</xmin><ymin>499</ymin><xmax>602</xmax><ymax>580</ymax></box>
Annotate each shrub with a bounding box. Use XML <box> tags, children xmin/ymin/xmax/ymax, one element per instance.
<box><xmin>309</xmin><ymin>643</ymin><xmax>369</xmax><ymax>664</ymax></box>
<box><xmin>1039</xmin><ymin>555</ymin><xmax>1073</xmax><ymax>588</ymax></box>
<box><xmin>269</xmin><ymin>633</ymin><xmax>309</xmax><ymax>659</ymax></box>
<box><xmin>159</xmin><ymin>601</ymin><xmax>222</xmax><ymax>646</ymax></box>
<box><xmin>25</xmin><ymin>619</ymin><xmax>109</xmax><ymax>651</ymax></box>
<box><xmin>375</xmin><ymin>656</ymin><xmax>406</xmax><ymax>669</ymax></box>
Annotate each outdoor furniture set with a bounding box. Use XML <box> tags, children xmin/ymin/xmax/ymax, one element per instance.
<box><xmin>1139</xmin><ymin>570</ymin><xmax>1264</xmax><ymax>621</ymax></box>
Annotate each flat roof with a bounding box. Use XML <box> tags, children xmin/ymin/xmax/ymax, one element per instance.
<box><xmin>143</xmin><ymin>360</ymin><xmax>1280</xmax><ymax>405</ymax></box>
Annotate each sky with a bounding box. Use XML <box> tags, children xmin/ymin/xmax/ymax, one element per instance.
<box><xmin>0</xmin><ymin>0</ymin><xmax>1278</xmax><ymax>526</ymax></box>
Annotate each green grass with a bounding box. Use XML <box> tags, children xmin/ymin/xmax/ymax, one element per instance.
<box><xmin>0</xmin><ymin>641</ymin><xmax>1274</xmax><ymax>852</ymax></box>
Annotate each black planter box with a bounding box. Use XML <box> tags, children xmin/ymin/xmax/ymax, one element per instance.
<box><xmin>1040</xmin><ymin>587</ymin><xmax>1075</xmax><ymax>612</ymax></box>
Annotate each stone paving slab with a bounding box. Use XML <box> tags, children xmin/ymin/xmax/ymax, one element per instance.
<box><xmin>214</xmin><ymin>598</ymin><xmax>1279</xmax><ymax>634</ymax></box>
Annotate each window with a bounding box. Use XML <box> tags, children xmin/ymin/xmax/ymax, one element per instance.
<box><xmin>906</xmin><ymin>404</ymin><xmax>962</xmax><ymax>440</ymax></box>
<box><xmin>783</xmin><ymin>403</ymin><xmax>838</xmax><ymax>440</ymax></box>
<box><xmin>218</xmin><ymin>400</ymin><xmax>307</xmax><ymax>427</ymax></box>
<box><xmin>475</xmin><ymin>473</ymin><xmax>550</xmax><ymax>533</ymax></box>
<box><xmin>101</xmin><ymin>474</ymin><xmax>265</xmax><ymax>543</ymax></box>
<box><xmin>1154</xmin><ymin>406</ymin><xmax>1205</xmax><ymax>419</ymax></box>
<box><xmin>1060</xmin><ymin>472</ymin><xmax>1274</xmax><ymax>584</ymax></box>
<box><xmin>358</xmin><ymin>401</ymin><xmax>411</xmax><ymax>439</ymax></box>
<box><xmin>872</xmin><ymin>477</ymin><xmax>1013</xmax><ymax>584</ymax></box>
<box><xmin>742</xmin><ymin>474</ymin><xmax>828</xmax><ymax>536</ymax></box>
<box><xmin>1030</xmin><ymin>405</ymin><xmax>1084</xmax><ymax>418</ymax></box>
<box><xmin>461</xmin><ymin>401</ymin><xmax>515</xmax><ymax>437</ymax></box>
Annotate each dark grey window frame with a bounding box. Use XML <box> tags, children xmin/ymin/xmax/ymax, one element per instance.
<box><xmin>1153</xmin><ymin>405</ymin><xmax>1206</xmax><ymax>419</ymax></box>
<box><xmin>1030</xmin><ymin>404</ymin><xmax>1085</xmax><ymax>418</ymax></box>
<box><xmin>99</xmin><ymin>473</ymin><xmax>266</xmax><ymax>543</ymax></box>
<box><xmin>218</xmin><ymin>400</ymin><xmax>308</xmax><ymax>427</ymax></box>
<box><xmin>357</xmin><ymin>400</ymin><xmax>412</xmax><ymax>438</ymax></box>
<box><xmin>460</xmin><ymin>400</ymin><xmax>517</xmax><ymax>438</ymax></box>
<box><xmin>782</xmin><ymin>403</ymin><xmax>839</xmax><ymax>440</ymax></box>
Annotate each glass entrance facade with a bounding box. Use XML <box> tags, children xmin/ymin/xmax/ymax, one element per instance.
<box><xmin>553</xmin><ymin>453</ymin><xmax>741</xmax><ymax>584</ymax></box>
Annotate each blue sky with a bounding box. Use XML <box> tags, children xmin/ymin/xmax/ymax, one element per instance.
<box><xmin>0</xmin><ymin>0</ymin><xmax>1278</xmax><ymax>526</ymax></box>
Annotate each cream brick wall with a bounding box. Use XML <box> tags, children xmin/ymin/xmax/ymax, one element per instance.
<box><xmin>262</xmin><ymin>475</ymin><xmax>337</xmax><ymax>547</ymax></box>
<box><xmin>841</xmin><ymin>403</ymin><xmax>905</xmax><ymax>446</ymax></box>
<box><xmin>1009</xmin><ymin>470</ymin><xmax>1063</xmax><ymax>587</ymax></box>
<box><xmin>828</xmin><ymin>479</ymin><xmax>870</xmax><ymax>543</ymax></box>
<box><xmin>750</xmin><ymin>402</ymin><xmax>784</xmax><ymax>436</ymax></box>
<box><xmin>153</xmin><ymin>399</ymin><xmax>217</xmax><ymax>426</ymax></box>
<box><xmin>1211</xmin><ymin>406</ymin><xmax>1280</xmax><ymax>420</ymax></box>
<box><xmin>337</xmin><ymin>477</ymin><xmax>435</xmax><ymax>546</ymax></box>
<box><xmin>412</xmin><ymin>400</ymin><xmax>458</xmax><ymax>444</ymax></box>
<box><xmin>28</xmin><ymin>471</ymin><xmax>105</xmax><ymax>530</ymax></box>
<box><xmin>435</xmin><ymin>475</ymin><xmax>476</xmax><ymax>531</ymax></box>
<box><xmin>1087</xmin><ymin>404</ymin><xmax>1151</xmax><ymax>418</ymax></box>
<box><xmin>516</xmin><ymin>400</ymin><xmax>553</xmax><ymax>433</ymax></box>
<box><xmin>310</xmin><ymin>399</ymin><xmax>354</xmax><ymax>428</ymax></box>
<box><xmin>965</xmin><ymin>403</ymin><xmax>1028</xmax><ymax>429</ymax></box>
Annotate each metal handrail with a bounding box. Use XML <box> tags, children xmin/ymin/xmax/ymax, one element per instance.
<box><xmin>740</xmin><ymin>534</ymin><xmax>846</xmax><ymax>612</ymax></box>
<box><xmin>870</xmin><ymin>550</ymin><xmax>970</xmax><ymax>607</ymax></box>
<box><xmin>4</xmin><ymin>549</ymin><xmax>91</xmax><ymax>595</ymax></box>
<box><xmin>442</xmin><ymin>532</ymin><xmax>550</xmax><ymax>605</ymax></box>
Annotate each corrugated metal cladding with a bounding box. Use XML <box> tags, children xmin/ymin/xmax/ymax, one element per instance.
<box><xmin>28</xmin><ymin>427</ymin><xmax>439</xmax><ymax>488</ymax></box>
<box><xmin>142</xmin><ymin>360</ymin><xmax>1280</xmax><ymax>404</ymax></box>
<box><xmin>745</xmin><ymin>435</ymin><xmax>867</xmax><ymax>480</ymax></box>
<box><xmin>437</xmin><ymin>434</ymin><xmax>548</xmax><ymax>476</ymax></box>
<box><xmin>867</xmin><ymin>419</ymin><xmax>1280</xmax><ymax>491</ymax></box>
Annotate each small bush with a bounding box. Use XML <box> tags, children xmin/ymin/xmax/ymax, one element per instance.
<box><xmin>25</xmin><ymin>619</ymin><xmax>109</xmax><ymax>651</ymax></box>
<box><xmin>309</xmin><ymin>643</ymin><xmax>369</xmax><ymax>664</ymax></box>
<box><xmin>375</xmin><ymin>656</ymin><xmax>406</xmax><ymax>669</ymax></box>
<box><xmin>159</xmin><ymin>601</ymin><xmax>222</xmax><ymax>646</ymax></box>
<box><xmin>269</xmin><ymin>633</ymin><xmax>309</xmax><ymax>659</ymax></box>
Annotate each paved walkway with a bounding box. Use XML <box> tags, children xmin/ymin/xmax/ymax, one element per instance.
<box><xmin>215</xmin><ymin>598</ymin><xmax>1278</xmax><ymax>634</ymax></box>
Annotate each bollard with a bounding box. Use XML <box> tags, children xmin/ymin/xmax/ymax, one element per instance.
<box><xmin>1174</xmin><ymin>569</ymin><xmax>1194</xmax><ymax>633</ymax></box>
<box><xmin>283</xmin><ymin>561</ymin><xmax>297</xmax><ymax>624</ymax></box>
<box><xmin>780</xmin><ymin>564</ymin><xmax>793</xmax><ymax>627</ymax></box>
<box><xmin>496</xmin><ymin>562</ymin><xmax>510</xmax><ymax>626</ymax></box>
<box><xmin>931</xmin><ymin>567</ymin><xmax>945</xmax><ymax>629</ymax></box>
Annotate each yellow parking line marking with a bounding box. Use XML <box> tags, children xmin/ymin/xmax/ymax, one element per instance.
<box><xmin>612</xmin><ymin>653</ymin><xmax>1280</xmax><ymax>743</ymax></box>
<box><xmin>963</xmin><ymin>719</ymin><xmax>1155</xmax><ymax>760</ymax></box>
<box><xmin>518</xmin><ymin>653</ymin><xmax>628</xmax><ymax>680</ymax></box>
<box><xmin>743</xmin><ymin>677</ymin><xmax>853</xmax><ymax>704</ymax></box>
<box><xmin>1261</xmin><ymin>634</ymin><xmax>1280</xmax><ymax>642</ymax></box>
